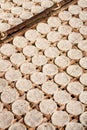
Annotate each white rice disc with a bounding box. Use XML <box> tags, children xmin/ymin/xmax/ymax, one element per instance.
<box><xmin>12</xmin><ymin>99</ymin><xmax>30</xmax><ymax>116</ymax></box>
<box><xmin>31</xmin><ymin>5</ymin><xmax>44</xmax><ymax>14</ymax></box>
<box><xmin>51</xmin><ymin>111</ymin><xmax>70</xmax><ymax>127</ymax></box>
<box><xmin>1</xmin><ymin>2</ymin><xmax>13</xmax><ymax>10</ymax></box>
<box><xmin>47</xmin><ymin>31</ymin><xmax>62</xmax><ymax>42</ymax></box>
<box><xmin>16</xmin><ymin>78</ymin><xmax>32</xmax><ymax>92</ymax></box>
<box><xmin>57</xmin><ymin>40</ymin><xmax>72</xmax><ymax>51</ymax></box>
<box><xmin>80</xmin><ymin>112</ymin><xmax>87</xmax><ymax>126</ymax></box>
<box><xmin>36</xmin><ymin>23</ymin><xmax>51</xmax><ymax>34</ymax></box>
<box><xmin>1</xmin><ymin>87</ymin><xmax>19</xmax><ymax>104</ymax></box>
<box><xmin>0</xmin><ymin>23</ymin><xmax>10</xmax><ymax>32</ymax></box>
<box><xmin>78</xmin><ymin>0</ymin><xmax>87</xmax><ymax>8</ymax></box>
<box><xmin>13</xmin><ymin>36</ymin><xmax>27</xmax><ymax>48</ymax></box>
<box><xmin>80</xmin><ymin>73</ymin><xmax>87</xmax><ymax>86</ymax></box>
<box><xmin>35</xmin><ymin>38</ymin><xmax>50</xmax><ymax>50</ymax></box>
<box><xmin>66</xmin><ymin>65</ymin><xmax>83</xmax><ymax>77</ymax></box>
<box><xmin>32</xmin><ymin>55</ymin><xmax>47</xmax><ymax>66</ymax></box>
<box><xmin>65</xmin><ymin>122</ymin><xmax>84</xmax><ymax>130</ymax></box>
<box><xmin>0</xmin><ymin>60</ymin><xmax>12</xmax><ymax>72</ymax></box>
<box><xmin>41</xmin><ymin>0</ymin><xmax>54</xmax><ymax>8</ymax></box>
<box><xmin>44</xmin><ymin>47</ymin><xmax>60</xmax><ymax>58</ymax></box>
<box><xmin>11</xmin><ymin>7</ymin><xmax>23</xmax><ymax>15</ymax></box>
<box><xmin>8</xmin><ymin>122</ymin><xmax>26</xmax><ymax>130</ymax></box>
<box><xmin>13</xmin><ymin>0</ymin><xmax>24</xmax><ymax>5</ymax></box>
<box><xmin>0</xmin><ymin>102</ymin><xmax>3</xmax><ymax>112</ymax></box>
<box><xmin>25</xmin><ymin>29</ymin><xmax>40</xmax><ymax>42</ymax></box>
<box><xmin>54</xmin><ymin>90</ymin><xmax>71</xmax><ymax>105</ymax></box>
<box><xmin>20</xmin><ymin>11</ymin><xmax>33</xmax><ymax>20</ymax></box>
<box><xmin>67</xmin><ymin>49</ymin><xmax>83</xmax><ymax>60</ymax></box>
<box><xmin>27</xmin><ymin>88</ymin><xmax>44</xmax><ymax>103</ymax></box>
<box><xmin>67</xmin><ymin>81</ymin><xmax>84</xmax><ymax>96</ymax></box>
<box><xmin>42</xmin><ymin>81</ymin><xmax>58</xmax><ymax>95</ymax></box>
<box><xmin>39</xmin><ymin>99</ymin><xmax>57</xmax><ymax>115</ymax></box>
<box><xmin>23</xmin><ymin>45</ymin><xmax>38</xmax><ymax>57</ymax></box>
<box><xmin>0</xmin><ymin>111</ymin><xmax>14</xmax><ymax>129</ymax></box>
<box><xmin>66</xmin><ymin>101</ymin><xmax>84</xmax><ymax>116</ymax></box>
<box><xmin>55</xmin><ymin>55</ymin><xmax>70</xmax><ymax>68</ymax></box>
<box><xmin>79</xmin><ymin>11</ymin><xmax>87</xmax><ymax>21</ymax></box>
<box><xmin>79</xmin><ymin>91</ymin><xmax>87</xmax><ymax>104</ymax></box>
<box><xmin>20</xmin><ymin>62</ymin><xmax>36</xmax><ymax>74</ymax></box>
<box><xmin>1</xmin><ymin>13</ymin><xmax>13</xmax><ymax>21</ymax></box>
<box><xmin>10</xmin><ymin>53</ymin><xmax>25</xmax><ymax>66</ymax></box>
<box><xmin>30</xmin><ymin>72</ymin><xmax>47</xmax><ymax>84</ymax></box>
<box><xmin>22</xmin><ymin>1</ymin><xmax>35</xmax><ymax>10</ymax></box>
<box><xmin>80</xmin><ymin>26</ymin><xmax>87</xmax><ymax>35</ymax></box>
<box><xmin>59</xmin><ymin>11</ymin><xmax>72</xmax><ymax>21</ymax></box>
<box><xmin>79</xmin><ymin>57</ymin><xmax>87</xmax><ymax>69</ymax></box>
<box><xmin>0</xmin><ymin>78</ymin><xmax>8</xmax><ymax>93</ymax></box>
<box><xmin>47</xmin><ymin>17</ymin><xmax>61</xmax><ymax>27</ymax></box>
<box><xmin>78</xmin><ymin>40</ymin><xmax>87</xmax><ymax>52</ymax></box>
<box><xmin>68</xmin><ymin>32</ymin><xmax>83</xmax><ymax>44</ymax></box>
<box><xmin>54</xmin><ymin>72</ymin><xmax>71</xmax><ymax>86</ymax></box>
<box><xmin>24</xmin><ymin>109</ymin><xmax>43</xmax><ymax>127</ymax></box>
<box><xmin>58</xmin><ymin>25</ymin><xmax>72</xmax><ymax>36</ymax></box>
<box><xmin>69</xmin><ymin>18</ymin><xmax>83</xmax><ymax>28</ymax></box>
<box><xmin>0</xmin><ymin>44</ymin><xmax>16</xmax><ymax>56</ymax></box>
<box><xmin>37</xmin><ymin>122</ymin><xmax>55</xmax><ymax>130</ymax></box>
<box><xmin>68</xmin><ymin>5</ymin><xmax>82</xmax><ymax>15</ymax></box>
<box><xmin>5</xmin><ymin>69</ymin><xmax>22</xmax><ymax>81</ymax></box>
<box><xmin>43</xmin><ymin>64</ymin><xmax>58</xmax><ymax>76</ymax></box>
<box><xmin>8</xmin><ymin>18</ymin><xmax>22</xmax><ymax>26</ymax></box>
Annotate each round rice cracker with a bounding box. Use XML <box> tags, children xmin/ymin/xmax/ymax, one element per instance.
<box><xmin>8</xmin><ymin>122</ymin><xmax>26</xmax><ymax>130</ymax></box>
<box><xmin>16</xmin><ymin>78</ymin><xmax>32</xmax><ymax>92</ymax></box>
<box><xmin>39</xmin><ymin>99</ymin><xmax>57</xmax><ymax>115</ymax></box>
<box><xmin>79</xmin><ymin>91</ymin><xmax>87</xmax><ymax>104</ymax></box>
<box><xmin>1</xmin><ymin>86</ymin><xmax>19</xmax><ymax>104</ymax></box>
<box><xmin>68</xmin><ymin>32</ymin><xmax>83</xmax><ymax>44</ymax></box>
<box><xmin>0</xmin><ymin>60</ymin><xmax>12</xmax><ymax>72</ymax></box>
<box><xmin>59</xmin><ymin>11</ymin><xmax>72</xmax><ymax>21</ymax></box>
<box><xmin>66</xmin><ymin>101</ymin><xmax>84</xmax><ymax>116</ymax></box>
<box><xmin>66</xmin><ymin>65</ymin><xmax>83</xmax><ymax>77</ymax></box>
<box><xmin>78</xmin><ymin>0</ymin><xmax>87</xmax><ymax>8</ymax></box>
<box><xmin>37</xmin><ymin>122</ymin><xmax>55</xmax><ymax>130</ymax></box>
<box><xmin>42</xmin><ymin>81</ymin><xmax>58</xmax><ymax>95</ymax></box>
<box><xmin>69</xmin><ymin>17</ymin><xmax>83</xmax><ymax>28</ymax></box>
<box><xmin>12</xmin><ymin>99</ymin><xmax>30</xmax><ymax>116</ymax></box>
<box><xmin>43</xmin><ymin>64</ymin><xmax>58</xmax><ymax>76</ymax></box>
<box><xmin>51</xmin><ymin>110</ymin><xmax>70</xmax><ymax>127</ymax></box>
<box><xmin>0</xmin><ymin>44</ymin><xmax>16</xmax><ymax>56</ymax></box>
<box><xmin>54</xmin><ymin>90</ymin><xmax>71</xmax><ymax>105</ymax></box>
<box><xmin>57</xmin><ymin>40</ymin><xmax>72</xmax><ymax>52</ymax></box>
<box><xmin>80</xmin><ymin>73</ymin><xmax>87</xmax><ymax>86</ymax></box>
<box><xmin>65</xmin><ymin>122</ymin><xmax>84</xmax><ymax>130</ymax></box>
<box><xmin>30</xmin><ymin>72</ymin><xmax>47</xmax><ymax>85</ymax></box>
<box><xmin>13</xmin><ymin>36</ymin><xmax>28</xmax><ymax>48</ymax></box>
<box><xmin>55</xmin><ymin>55</ymin><xmax>70</xmax><ymax>68</ymax></box>
<box><xmin>0</xmin><ymin>111</ymin><xmax>14</xmax><ymax>129</ymax></box>
<box><xmin>78</xmin><ymin>40</ymin><xmax>87</xmax><ymax>52</ymax></box>
<box><xmin>27</xmin><ymin>88</ymin><xmax>44</xmax><ymax>103</ymax></box>
<box><xmin>79</xmin><ymin>57</ymin><xmax>87</xmax><ymax>69</ymax></box>
<box><xmin>24</xmin><ymin>109</ymin><xmax>43</xmax><ymax>127</ymax></box>
<box><xmin>0</xmin><ymin>78</ymin><xmax>8</xmax><ymax>93</ymax></box>
<box><xmin>67</xmin><ymin>81</ymin><xmax>84</xmax><ymax>96</ymax></box>
<box><xmin>68</xmin><ymin>5</ymin><xmax>82</xmax><ymax>15</ymax></box>
<box><xmin>47</xmin><ymin>16</ymin><xmax>61</xmax><ymax>27</ymax></box>
<box><xmin>67</xmin><ymin>49</ymin><xmax>83</xmax><ymax>60</ymax></box>
<box><xmin>54</xmin><ymin>72</ymin><xmax>71</xmax><ymax>86</ymax></box>
<box><xmin>80</xmin><ymin>112</ymin><xmax>87</xmax><ymax>127</ymax></box>
<box><xmin>5</xmin><ymin>69</ymin><xmax>22</xmax><ymax>82</ymax></box>
<box><xmin>58</xmin><ymin>25</ymin><xmax>72</xmax><ymax>36</ymax></box>
<box><xmin>36</xmin><ymin>23</ymin><xmax>51</xmax><ymax>34</ymax></box>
